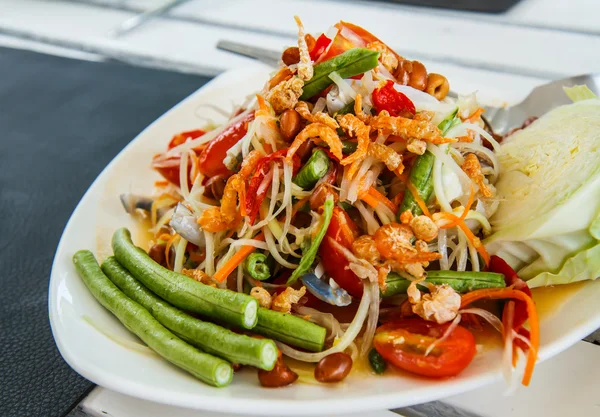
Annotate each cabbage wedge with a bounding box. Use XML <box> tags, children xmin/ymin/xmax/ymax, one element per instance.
<box><xmin>485</xmin><ymin>97</ymin><xmax>600</xmax><ymax>288</ymax></box>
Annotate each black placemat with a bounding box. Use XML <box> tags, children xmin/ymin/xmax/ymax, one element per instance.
<box><xmin>369</xmin><ymin>0</ymin><xmax>522</xmax><ymax>13</ymax></box>
<box><xmin>0</xmin><ymin>47</ymin><xmax>211</xmax><ymax>417</ymax></box>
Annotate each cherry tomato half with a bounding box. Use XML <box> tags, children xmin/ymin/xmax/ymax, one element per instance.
<box><xmin>197</xmin><ymin>112</ymin><xmax>255</xmax><ymax>178</ymax></box>
<box><xmin>319</xmin><ymin>207</ymin><xmax>363</xmax><ymax>298</ymax></box>
<box><xmin>374</xmin><ymin>319</ymin><xmax>476</xmax><ymax>378</ymax></box>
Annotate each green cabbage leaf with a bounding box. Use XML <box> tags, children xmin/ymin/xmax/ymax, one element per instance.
<box><xmin>485</xmin><ymin>98</ymin><xmax>600</xmax><ymax>287</ymax></box>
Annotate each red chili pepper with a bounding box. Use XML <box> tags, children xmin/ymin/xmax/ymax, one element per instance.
<box><xmin>197</xmin><ymin>112</ymin><xmax>255</xmax><ymax>178</ymax></box>
<box><xmin>372</xmin><ymin>80</ymin><xmax>416</xmax><ymax>116</ymax></box>
<box><xmin>490</xmin><ymin>255</ymin><xmax>532</xmax><ymax>330</ymax></box>
<box><xmin>245</xmin><ymin>149</ymin><xmax>300</xmax><ymax>224</ymax></box>
<box><xmin>168</xmin><ymin>129</ymin><xmax>206</xmax><ymax>150</ymax></box>
<box><xmin>309</xmin><ymin>33</ymin><xmax>332</xmax><ymax>61</ymax></box>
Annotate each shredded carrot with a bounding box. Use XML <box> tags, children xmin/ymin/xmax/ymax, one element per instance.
<box><xmin>460</xmin><ymin>288</ymin><xmax>539</xmax><ymax>386</ymax></box>
<box><xmin>463</xmin><ymin>107</ymin><xmax>485</xmax><ymax>123</ymax></box>
<box><xmin>405</xmin><ymin>181</ymin><xmax>431</xmax><ymax>217</ymax></box>
<box><xmin>360</xmin><ymin>193</ymin><xmax>380</xmax><ymax>210</ymax></box>
<box><xmin>213</xmin><ymin>233</ymin><xmax>265</xmax><ymax>283</ymax></box>
<box><xmin>439</xmin><ymin>185</ymin><xmax>475</xmax><ymax>229</ymax></box>
<box><xmin>154</xmin><ymin>180</ymin><xmax>169</xmax><ymax>187</ymax></box>
<box><xmin>292</xmin><ymin>196</ymin><xmax>310</xmax><ymax>216</ymax></box>
<box><xmin>164</xmin><ymin>234</ymin><xmax>180</xmax><ymax>270</ymax></box>
<box><xmin>256</xmin><ymin>94</ymin><xmax>270</xmax><ymax>116</ymax></box>
<box><xmin>367</xmin><ymin>187</ymin><xmax>397</xmax><ymax>213</ymax></box>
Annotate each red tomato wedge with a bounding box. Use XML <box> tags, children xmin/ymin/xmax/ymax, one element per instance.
<box><xmin>309</xmin><ymin>33</ymin><xmax>332</xmax><ymax>61</ymax></box>
<box><xmin>372</xmin><ymin>80</ymin><xmax>416</xmax><ymax>116</ymax></box>
<box><xmin>317</xmin><ymin>21</ymin><xmax>399</xmax><ymax>63</ymax></box>
<box><xmin>374</xmin><ymin>319</ymin><xmax>477</xmax><ymax>378</ymax></box>
<box><xmin>152</xmin><ymin>154</ymin><xmax>186</xmax><ymax>187</ymax></box>
<box><xmin>197</xmin><ymin>112</ymin><xmax>255</xmax><ymax>178</ymax></box>
<box><xmin>319</xmin><ymin>207</ymin><xmax>363</xmax><ymax>298</ymax></box>
<box><xmin>168</xmin><ymin>129</ymin><xmax>206</xmax><ymax>150</ymax></box>
<box><xmin>152</xmin><ymin>129</ymin><xmax>207</xmax><ymax>187</ymax></box>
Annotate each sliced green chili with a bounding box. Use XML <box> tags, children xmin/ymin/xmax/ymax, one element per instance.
<box><xmin>292</xmin><ymin>149</ymin><xmax>331</xmax><ymax>190</ymax></box>
<box><xmin>287</xmin><ymin>195</ymin><xmax>335</xmax><ymax>284</ymax></box>
<box><xmin>244</xmin><ymin>252</ymin><xmax>271</xmax><ymax>281</ymax></box>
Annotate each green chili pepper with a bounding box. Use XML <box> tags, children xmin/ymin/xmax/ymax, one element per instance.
<box><xmin>287</xmin><ymin>195</ymin><xmax>335</xmax><ymax>284</ymax></box>
<box><xmin>341</xmin><ymin>140</ymin><xmax>358</xmax><ymax>155</ymax></box>
<box><xmin>292</xmin><ymin>149</ymin><xmax>331</xmax><ymax>190</ymax></box>
<box><xmin>301</xmin><ymin>48</ymin><xmax>380</xmax><ymax>100</ymax></box>
<box><xmin>382</xmin><ymin>270</ymin><xmax>506</xmax><ymax>297</ymax></box>
<box><xmin>437</xmin><ymin>107</ymin><xmax>460</xmax><ymax>135</ymax></box>
<box><xmin>397</xmin><ymin>109</ymin><xmax>460</xmax><ymax>217</ymax></box>
<box><xmin>336</xmin><ymin>100</ymin><xmax>355</xmax><ymax>115</ymax></box>
<box><xmin>368</xmin><ymin>348</ymin><xmax>387</xmax><ymax>374</ymax></box>
<box><xmin>244</xmin><ymin>252</ymin><xmax>271</xmax><ymax>281</ymax></box>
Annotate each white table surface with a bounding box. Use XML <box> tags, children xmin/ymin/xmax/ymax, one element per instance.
<box><xmin>2</xmin><ymin>0</ymin><xmax>598</xmax><ymax>415</ymax></box>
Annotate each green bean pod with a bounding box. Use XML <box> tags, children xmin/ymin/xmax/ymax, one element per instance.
<box><xmin>398</xmin><ymin>150</ymin><xmax>435</xmax><ymax>216</ymax></box>
<box><xmin>253</xmin><ymin>308</ymin><xmax>326</xmax><ymax>352</ymax></box>
<box><xmin>382</xmin><ymin>270</ymin><xmax>506</xmax><ymax>297</ymax></box>
<box><xmin>301</xmin><ymin>48</ymin><xmax>380</xmax><ymax>100</ymax></box>
<box><xmin>292</xmin><ymin>149</ymin><xmax>331</xmax><ymax>190</ymax></box>
<box><xmin>72</xmin><ymin>250</ymin><xmax>233</xmax><ymax>387</ymax></box>
<box><xmin>101</xmin><ymin>257</ymin><xmax>277</xmax><ymax>370</ymax></box>
<box><xmin>398</xmin><ymin>109</ymin><xmax>461</xmax><ymax>217</ymax></box>
<box><xmin>112</xmin><ymin>228</ymin><xmax>258</xmax><ymax>329</ymax></box>
<box><xmin>244</xmin><ymin>252</ymin><xmax>271</xmax><ymax>281</ymax></box>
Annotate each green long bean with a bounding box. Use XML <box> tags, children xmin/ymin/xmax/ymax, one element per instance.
<box><xmin>111</xmin><ymin>228</ymin><xmax>258</xmax><ymax>329</ymax></box>
<box><xmin>73</xmin><ymin>250</ymin><xmax>233</xmax><ymax>387</ymax></box>
<box><xmin>101</xmin><ymin>256</ymin><xmax>277</xmax><ymax>370</ymax></box>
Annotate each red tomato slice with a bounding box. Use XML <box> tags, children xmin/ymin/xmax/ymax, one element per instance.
<box><xmin>374</xmin><ymin>319</ymin><xmax>476</xmax><ymax>378</ymax></box>
<box><xmin>319</xmin><ymin>207</ymin><xmax>363</xmax><ymax>298</ymax></box>
<box><xmin>309</xmin><ymin>33</ymin><xmax>332</xmax><ymax>61</ymax></box>
<box><xmin>168</xmin><ymin>129</ymin><xmax>205</xmax><ymax>150</ymax></box>
<box><xmin>197</xmin><ymin>112</ymin><xmax>255</xmax><ymax>178</ymax></box>
<box><xmin>372</xmin><ymin>80</ymin><xmax>416</xmax><ymax>116</ymax></box>
<box><xmin>152</xmin><ymin>153</ymin><xmax>187</xmax><ymax>187</ymax></box>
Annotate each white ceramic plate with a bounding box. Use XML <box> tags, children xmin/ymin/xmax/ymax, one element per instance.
<box><xmin>49</xmin><ymin>65</ymin><xmax>600</xmax><ymax>416</ymax></box>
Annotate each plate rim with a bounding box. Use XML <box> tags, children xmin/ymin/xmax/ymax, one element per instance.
<box><xmin>48</xmin><ymin>66</ymin><xmax>600</xmax><ymax>415</ymax></box>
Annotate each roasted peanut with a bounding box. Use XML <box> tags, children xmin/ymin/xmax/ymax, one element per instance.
<box><xmin>426</xmin><ymin>73</ymin><xmax>450</xmax><ymax>100</ymax></box>
<box><xmin>295</xmin><ymin>138</ymin><xmax>316</xmax><ymax>162</ymax></box>
<box><xmin>314</xmin><ymin>352</ymin><xmax>353</xmax><ymax>383</ymax></box>
<box><xmin>279</xmin><ymin>109</ymin><xmax>302</xmax><ymax>142</ymax></box>
<box><xmin>203</xmin><ymin>174</ymin><xmax>227</xmax><ymax>201</ymax></box>
<box><xmin>309</xmin><ymin>183</ymin><xmax>339</xmax><ymax>210</ymax></box>
<box><xmin>148</xmin><ymin>243</ymin><xmax>166</xmax><ymax>267</ymax></box>
<box><xmin>282</xmin><ymin>46</ymin><xmax>300</xmax><ymax>66</ymax></box>
<box><xmin>394</xmin><ymin>60</ymin><xmax>427</xmax><ymax>91</ymax></box>
<box><xmin>258</xmin><ymin>356</ymin><xmax>298</xmax><ymax>387</ymax></box>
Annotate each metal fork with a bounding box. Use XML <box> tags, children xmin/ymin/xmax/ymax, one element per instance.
<box><xmin>216</xmin><ymin>40</ymin><xmax>599</xmax><ymax>134</ymax></box>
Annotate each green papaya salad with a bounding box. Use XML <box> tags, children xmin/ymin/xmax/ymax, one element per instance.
<box><xmin>75</xmin><ymin>17</ymin><xmax>600</xmax><ymax>389</ymax></box>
